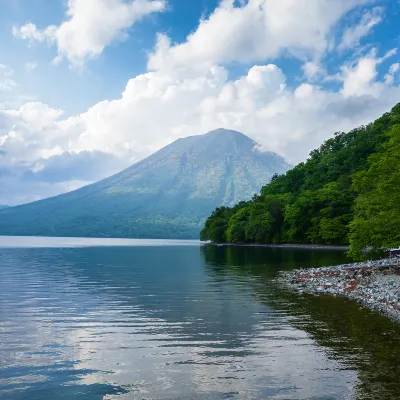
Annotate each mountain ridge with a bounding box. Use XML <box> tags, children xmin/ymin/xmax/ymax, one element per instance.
<box><xmin>0</xmin><ymin>128</ymin><xmax>291</xmax><ymax>239</ymax></box>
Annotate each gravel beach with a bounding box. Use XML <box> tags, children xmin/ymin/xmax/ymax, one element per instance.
<box><xmin>279</xmin><ymin>258</ymin><xmax>400</xmax><ymax>322</ymax></box>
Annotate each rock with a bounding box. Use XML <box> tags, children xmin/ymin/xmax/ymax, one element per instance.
<box><xmin>278</xmin><ymin>258</ymin><xmax>400</xmax><ymax>323</ymax></box>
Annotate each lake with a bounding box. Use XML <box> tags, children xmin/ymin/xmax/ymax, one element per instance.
<box><xmin>1</xmin><ymin>237</ymin><xmax>400</xmax><ymax>399</ymax></box>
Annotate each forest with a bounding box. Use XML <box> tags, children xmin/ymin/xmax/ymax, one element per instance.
<box><xmin>200</xmin><ymin>103</ymin><xmax>400</xmax><ymax>260</ymax></box>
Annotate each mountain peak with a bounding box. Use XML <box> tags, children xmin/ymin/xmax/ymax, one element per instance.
<box><xmin>204</xmin><ymin>128</ymin><xmax>255</xmax><ymax>142</ymax></box>
<box><xmin>0</xmin><ymin>128</ymin><xmax>291</xmax><ymax>239</ymax></box>
<box><xmin>146</xmin><ymin>128</ymin><xmax>258</xmax><ymax>163</ymax></box>
<box><xmin>205</xmin><ymin>128</ymin><xmax>246</xmax><ymax>135</ymax></box>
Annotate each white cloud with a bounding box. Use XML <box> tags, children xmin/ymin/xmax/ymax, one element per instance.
<box><xmin>0</xmin><ymin>65</ymin><xmax>16</xmax><ymax>92</ymax></box>
<box><xmin>385</xmin><ymin>63</ymin><xmax>400</xmax><ymax>85</ymax></box>
<box><xmin>302</xmin><ymin>61</ymin><xmax>325</xmax><ymax>81</ymax></box>
<box><xmin>25</xmin><ymin>62</ymin><xmax>38</xmax><ymax>72</ymax></box>
<box><xmin>1</xmin><ymin>48</ymin><xmax>399</xmax><ymax>204</ymax></box>
<box><xmin>13</xmin><ymin>0</ymin><xmax>166</xmax><ymax>66</ymax></box>
<box><xmin>340</xmin><ymin>48</ymin><xmax>397</xmax><ymax>97</ymax></box>
<box><xmin>148</xmin><ymin>0</ymin><xmax>368</xmax><ymax>73</ymax></box>
<box><xmin>2</xmin><ymin>1</ymin><xmax>400</xmax><ymax>205</ymax></box>
<box><xmin>12</xmin><ymin>23</ymin><xmax>57</xmax><ymax>45</ymax></box>
<box><xmin>338</xmin><ymin>7</ymin><xmax>383</xmax><ymax>51</ymax></box>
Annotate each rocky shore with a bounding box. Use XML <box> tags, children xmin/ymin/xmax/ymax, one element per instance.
<box><xmin>279</xmin><ymin>258</ymin><xmax>400</xmax><ymax>322</ymax></box>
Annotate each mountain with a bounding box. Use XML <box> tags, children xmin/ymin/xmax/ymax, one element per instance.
<box><xmin>0</xmin><ymin>129</ymin><xmax>291</xmax><ymax>239</ymax></box>
<box><xmin>0</xmin><ymin>205</ymin><xmax>9</xmax><ymax>210</ymax></box>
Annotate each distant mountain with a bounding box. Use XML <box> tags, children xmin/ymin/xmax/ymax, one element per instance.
<box><xmin>0</xmin><ymin>205</ymin><xmax>9</xmax><ymax>210</ymax></box>
<box><xmin>0</xmin><ymin>129</ymin><xmax>291</xmax><ymax>239</ymax></box>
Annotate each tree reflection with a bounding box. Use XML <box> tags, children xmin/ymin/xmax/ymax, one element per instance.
<box><xmin>201</xmin><ymin>244</ymin><xmax>400</xmax><ymax>400</ymax></box>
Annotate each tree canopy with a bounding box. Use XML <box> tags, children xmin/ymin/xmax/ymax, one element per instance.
<box><xmin>200</xmin><ymin>103</ymin><xmax>400</xmax><ymax>260</ymax></box>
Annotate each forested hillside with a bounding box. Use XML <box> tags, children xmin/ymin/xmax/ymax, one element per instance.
<box><xmin>201</xmin><ymin>103</ymin><xmax>400</xmax><ymax>260</ymax></box>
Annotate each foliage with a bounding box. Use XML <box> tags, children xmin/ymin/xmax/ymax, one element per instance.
<box><xmin>200</xmin><ymin>202</ymin><xmax>248</xmax><ymax>242</ymax></box>
<box><xmin>349</xmin><ymin>124</ymin><xmax>400</xmax><ymax>259</ymax></box>
<box><xmin>200</xmin><ymin>103</ymin><xmax>400</xmax><ymax>260</ymax></box>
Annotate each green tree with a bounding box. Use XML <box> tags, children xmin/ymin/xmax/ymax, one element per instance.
<box><xmin>226</xmin><ymin>208</ymin><xmax>250</xmax><ymax>243</ymax></box>
<box><xmin>200</xmin><ymin>207</ymin><xmax>233</xmax><ymax>242</ymax></box>
<box><xmin>200</xmin><ymin>103</ymin><xmax>400</xmax><ymax>259</ymax></box>
<box><xmin>244</xmin><ymin>202</ymin><xmax>274</xmax><ymax>243</ymax></box>
<box><xmin>349</xmin><ymin>125</ymin><xmax>400</xmax><ymax>259</ymax></box>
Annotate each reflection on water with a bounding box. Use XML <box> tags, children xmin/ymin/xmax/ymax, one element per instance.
<box><xmin>0</xmin><ymin>236</ymin><xmax>201</xmax><ymax>248</ymax></box>
<box><xmin>0</xmin><ymin>239</ymin><xmax>399</xmax><ymax>399</ymax></box>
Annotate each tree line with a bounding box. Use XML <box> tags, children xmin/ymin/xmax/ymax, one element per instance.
<box><xmin>200</xmin><ymin>103</ymin><xmax>400</xmax><ymax>260</ymax></box>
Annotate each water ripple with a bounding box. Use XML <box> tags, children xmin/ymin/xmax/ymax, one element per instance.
<box><xmin>1</xmin><ymin>241</ymin><xmax>400</xmax><ymax>399</ymax></box>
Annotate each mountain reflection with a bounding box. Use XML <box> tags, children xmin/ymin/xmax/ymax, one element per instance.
<box><xmin>0</xmin><ymin>242</ymin><xmax>399</xmax><ymax>399</ymax></box>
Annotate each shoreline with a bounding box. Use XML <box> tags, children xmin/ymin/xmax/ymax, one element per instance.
<box><xmin>278</xmin><ymin>258</ymin><xmax>400</xmax><ymax>322</ymax></box>
<box><xmin>206</xmin><ymin>242</ymin><xmax>349</xmax><ymax>251</ymax></box>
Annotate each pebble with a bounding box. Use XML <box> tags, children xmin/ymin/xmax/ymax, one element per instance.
<box><xmin>278</xmin><ymin>258</ymin><xmax>400</xmax><ymax>323</ymax></box>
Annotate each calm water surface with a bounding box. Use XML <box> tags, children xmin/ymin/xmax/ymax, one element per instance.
<box><xmin>1</xmin><ymin>237</ymin><xmax>400</xmax><ymax>399</ymax></box>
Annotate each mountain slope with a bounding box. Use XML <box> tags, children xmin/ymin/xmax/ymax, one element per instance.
<box><xmin>0</xmin><ymin>129</ymin><xmax>291</xmax><ymax>239</ymax></box>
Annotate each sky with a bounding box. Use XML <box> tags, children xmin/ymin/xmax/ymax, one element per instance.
<box><xmin>0</xmin><ymin>0</ymin><xmax>399</xmax><ymax>206</ymax></box>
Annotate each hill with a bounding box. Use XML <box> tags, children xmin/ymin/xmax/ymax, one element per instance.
<box><xmin>0</xmin><ymin>129</ymin><xmax>291</xmax><ymax>239</ymax></box>
<box><xmin>201</xmin><ymin>104</ymin><xmax>400</xmax><ymax>259</ymax></box>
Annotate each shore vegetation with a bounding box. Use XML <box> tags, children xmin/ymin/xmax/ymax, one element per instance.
<box><xmin>201</xmin><ymin>103</ymin><xmax>400</xmax><ymax>260</ymax></box>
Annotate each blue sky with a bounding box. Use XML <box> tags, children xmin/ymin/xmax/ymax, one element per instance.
<box><xmin>0</xmin><ymin>0</ymin><xmax>399</xmax><ymax>205</ymax></box>
<box><xmin>1</xmin><ymin>0</ymin><xmax>222</xmax><ymax>113</ymax></box>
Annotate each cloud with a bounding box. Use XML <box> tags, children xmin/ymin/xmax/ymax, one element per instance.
<box><xmin>25</xmin><ymin>62</ymin><xmax>38</xmax><ymax>72</ymax></box>
<box><xmin>12</xmin><ymin>23</ymin><xmax>57</xmax><ymax>45</ymax></box>
<box><xmin>338</xmin><ymin>7</ymin><xmax>383</xmax><ymax>52</ymax></box>
<box><xmin>0</xmin><ymin>174</ymin><xmax>91</xmax><ymax>206</ymax></box>
<box><xmin>148</xmin><ymin>0</ymin><xmax>369</xmax><ymax>73</ymax></box>
<box><xmin>0</xmin><ymin>147</ymin><xmax>126</xmax><ymax>205</ymax></box>
<box><xmin>1</xmin><ymin>47</ymin><xmax>400</xmax><ymax>204</ymax></box>
<box><xmin>27</xmin><ymin>151</ymin><xmax>126</xmax><ymax>184</ymax></box>
<box><xmin>2</xmin><ymin>1</ymin><xmax>400</xmax><ymax>205</ymax></box>
<box><xmin>0</xmin><ymin>65</ymin><xmax>16</xmax><ymax>92</ymax></box>
<box><xmin>13</xmin><ymin>0</ymin><xmax>166</xmax><ymax>66</ymax></box>
<box><xmin>302</xmin><ymin>61</ymin><xmax>325</xmax><ymax>81</ymax></box>
<box><xmin>340</xmin><ymin>48</ymin><xmax>397</xmax><ymax>97</ymax></box>
<box><xmin>385</xmin><ymin>63</ymin><xmax>400</xmax><ymax>85</ymax></box>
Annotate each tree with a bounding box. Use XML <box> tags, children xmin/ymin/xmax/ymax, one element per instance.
<box><xmin>200</xmin><ymin>207</ymin><xmax>233</xmax><ymax>242</ymax></box>
<box><xmin>226</xmin><ymin>208</ymin><xmax>250</xmax><ymax>243</ymax></box>
<box><xmin>244</xmin><ymin>202</ymin><xmax>274</xmax><ymax>243</ymax></box>
<box><xmin>200</xmin><ymin>103</ymin><xmax>400</xmax><ymax>259</ymax></box>
<box><xmin>349</xmin><ymin>125</ymin><xmax>400</xmax><ymax>259</ymax></box>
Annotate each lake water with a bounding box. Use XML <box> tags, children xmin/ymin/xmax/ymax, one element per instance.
<box><xmin>1</xmin><ymin>237</ymin><xmax>400</xmax><ymax>399</ymax></box>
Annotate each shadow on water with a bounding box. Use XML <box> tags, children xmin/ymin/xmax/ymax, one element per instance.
<box><xmin>201</xmin><ymin>245</ymin><xmax>400</xmax><ymax>400</ymax></box>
